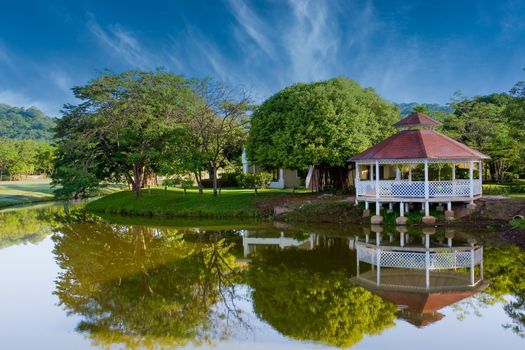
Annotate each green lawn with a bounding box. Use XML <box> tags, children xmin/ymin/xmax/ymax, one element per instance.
<box><xmin>0</xmin><ymin>180</ymin><xmax>124</xmax><ymax>209</ymax></box>
<box><xmin>0</xmin><ymin>180</ymin><xmax>55</xmax><ymax>208</ymax></box>
<box><xmin>86</xmin><ymin>187</ymin><xmax>294</xmax><ymax>218</ymax></box>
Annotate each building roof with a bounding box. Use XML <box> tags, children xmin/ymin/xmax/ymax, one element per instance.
<box><xmin>349</xmin><ymin>129</ymin><xmax>490</xmax><ymax>161</ymax></box>
<box><xmin>393</xmin><ymin>112</ymin><xmax>442</xmax><ymax>128</ymax></box>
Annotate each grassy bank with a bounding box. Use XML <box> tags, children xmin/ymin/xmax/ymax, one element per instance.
<box><xmin>0</xmin><ymin>180</ymin><xmax>55</xmax><ymax>209</ymax></box>
<box><xmin>0</xmin><ymin>180</ymin><xmax>125</xmax><ymax>209</ymax></box>
<box><xmin>86</xmin><ymin>188</ymin><xmax>294</xmax><ymax>218</ymax></box>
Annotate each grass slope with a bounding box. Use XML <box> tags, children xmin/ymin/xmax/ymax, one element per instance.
<box><xmin>86</xmin><ymin>188</ymin><xmax>291</xmax><ymax>218</ymax></box>
<box><xmin>0</xmin><ymin>180</ymin><xmax>54</xmax><ymax>208</ymax></box>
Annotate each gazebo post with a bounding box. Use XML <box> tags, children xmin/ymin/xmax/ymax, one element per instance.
<box><xmin>422</xmin><ymin>159</ymin><xmax>435</xmax><ymax>224</ymax></box>
<box><xmin>425</xmin><ymin>233</ymin><xmax>430</xmax><ymax>289</ymax></box>
<box><xmin>354</xmin><ymin>163</ymin><xmax>359</xmax><ymax>204</ymax></box>
<box><xmin>371</xmin><ymin>160</ymin><xmax>383</xmax><ymax>224</ymax></box>
<box><xmin>469</xmin><ymin>160</ymin><xmax>474</xmax><ymax>202</ymax></box>
<box><xmin>399</xmin><ymin>201</ymin><xmax>404</xmax><ymax>216</ymax></box>
<box><xmin>467</xmin><ymin>160</ymin><xmax>476</xmax><ymax>209</ymax></box>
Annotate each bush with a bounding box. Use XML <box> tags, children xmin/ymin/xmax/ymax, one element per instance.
<box><xmin>219</xmin><ymin>172</ymin><xmax>241</xmax><ymax>187</ymax></box>
<box><xmin>237</xmin><ymin>172</ymin><xmax>274</xmax><ymax>194</ymax></box>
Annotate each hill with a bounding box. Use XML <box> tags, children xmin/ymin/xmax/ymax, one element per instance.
<box><xmin>0</xmin><ymin>103</ymin><xmax>55</xmax><ymax>141</ymax></box>
<box><xmin>396</xmin><ymin>102</ymin><xmax>452</xmax><ymax>118</ymax></box>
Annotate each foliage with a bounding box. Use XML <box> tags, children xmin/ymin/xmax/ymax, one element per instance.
<box><xmin>52</xmin><ymin>222</ymin><xmax>241</xmax><ymax>348</ymax></box>
<box><xmin>396</xmin><ymin>102</ymin><xmax>452</xmax><ymax>118</ymax></box>
<box><xmin>509</xmin><ymin>218</ymin><xmax>525</xmax><ymax>230</ymax></box>
<box><xmin>247</xmin><ymin>249</ymin><xmax>397</xmax><ymax>348</ymax></box>
<box><xmin>0</xmin><ymin>138</ymin><xmax>55</xmax><ymax>179</ymax></box>
<box><xmin>246</xmin><ymin>77</ymin><xmax>398</xmax><ymax>189</ymax></box>
<box><xmin>237</xmin><ymin>172</ymin><xmax>273</xmax><ymax>194</ymax></box>
<box><xmin>52</xmin><ymin>70</ymin><xmax>194</xmax><ymax>199</ymax></box>
<box><xmin>165</xmin><ymin>79</ymin><xmax>249</xmax><ymax>196</ymax></box>
<box><xmin>0</xmin><ymin>103</ymin><xmax>55</xmax><ymax>141</ymax></box>
<box><xmin>441</xmin><ymin>90</ymin><xmax>525</xmax><ymax>182</ymax></box>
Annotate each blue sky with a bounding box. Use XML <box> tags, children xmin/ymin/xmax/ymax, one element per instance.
<box><xmin>0</xmin><ymin>0</ymin><xmax>524</xmax><ymax>116</ymax></box>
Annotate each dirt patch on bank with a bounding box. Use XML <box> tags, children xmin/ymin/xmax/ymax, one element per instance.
<box><xmin>256</xmin><ymin>193</ymin><xmax>363</xmax><ymax>223</ymax></box>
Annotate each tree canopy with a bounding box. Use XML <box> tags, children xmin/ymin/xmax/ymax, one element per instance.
<box><xmin>246</xmin><ymin>77</ymin><xmax>399</xmax><ymax>170</ymax></box>
<box><xmin>441</xmin><ymin>88</ymin><xmax>525</xmax><ymax>181</ymax></box>
<box><xmin>52</xmin><ymin>70</ymin><xmax>194</xmax><ymax>199</ymax></box>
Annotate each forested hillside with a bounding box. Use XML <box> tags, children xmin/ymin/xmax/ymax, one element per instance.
<box><xmin>396</xmin><ymin>102</ymin><xmax>452</xmax><ymax>117</ymax></box>
<box><xmin>0</xmin><ymin>103</ymin><xmax>55</xmax><ymax>141</ymax></box>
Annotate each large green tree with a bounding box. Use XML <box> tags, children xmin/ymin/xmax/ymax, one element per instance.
<box><xmin>441</xmin><ymin>89</ymin><xmax>525</xmax><ymax>181</ymax></box>
<box><xmin>246</xmin><ymin>77</ymin><xmax>398</xmax><ymax>189</ymax></box>
<box><xmin>52</xmin><ymin>70</ymin><xmax>193</xmax><ymax>199</ymax></box>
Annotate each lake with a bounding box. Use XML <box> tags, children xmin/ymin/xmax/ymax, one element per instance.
<box><xmin>0</xmin><ymin>203</ymin><xmax>524</xmax><ymax>350</ymax></box>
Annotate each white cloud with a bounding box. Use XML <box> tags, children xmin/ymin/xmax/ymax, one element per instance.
<box><xmin>226</xmin><ymin>0</ymin><xmax>276</xmax><ymax>57</ymax></box>
<box><xmin>88</xmin><ymin>18</ymin><xmax>159</xmax><ymax>70</ymax></box>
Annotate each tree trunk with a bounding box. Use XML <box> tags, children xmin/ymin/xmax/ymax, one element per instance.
<box><xmin>211</xmin><ymin>165</ymin><xmax>218</xmax><ymax>197</ymax></box>
<box><xmin>194</xmin><ymin>171</ymin><xmax>203</xmax><ymax>194</ymax></box>
<box><xmin>132</xmin><ymin>163</ymin><xmax>145</xmax><ymax>199</ymax></box>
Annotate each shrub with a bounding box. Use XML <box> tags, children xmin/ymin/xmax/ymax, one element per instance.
<box><xmin>237</xmin><ymin>172</ymin><xmax>274</xmax><ymax>194</ymax></box>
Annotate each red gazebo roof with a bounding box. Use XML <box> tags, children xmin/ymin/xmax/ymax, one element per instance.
<box><xmin>349</xmin><ymin>129</ymin><xmax>489</xmax><ymax>161</ymax></box>
<box><xmin>393</xmin><ymin>112</ymin><xmax>442</xmax><ymax>128</ymax></box>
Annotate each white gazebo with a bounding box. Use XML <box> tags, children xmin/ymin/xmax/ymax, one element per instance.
<box><xmin>349</xmin><ymin>112</ymin><xmax>490</xmax><ymax>223</ymax></box>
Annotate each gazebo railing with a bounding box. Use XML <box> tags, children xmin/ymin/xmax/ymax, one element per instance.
<box><xmin>356</xmin><ymin>180</ymin><xmax>481</xmax><ymax>198</ymax></box>
<box><xmin>357</xmin><ymin>243</ymin><xmax>483</xmax><ymax>270</ymax></box>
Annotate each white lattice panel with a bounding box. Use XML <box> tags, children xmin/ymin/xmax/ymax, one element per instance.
<box><xmin>380</xmin><ymin>251</ymin><xmax>426</xmax><ymax>269</ymax></box>
<box><xmin>474</xmin><ymin>180</ymin><xmax>482</xmax><ymax>195</ymax></box>
<box><xmin>357</xmin><ymin>180</ymin><xmax>477</xmax><ymax>198</ymax></box>
<box><xmin>357</xmin><ymin>244</ymin><xmax>482</xmax><ymax>270</ymax></box>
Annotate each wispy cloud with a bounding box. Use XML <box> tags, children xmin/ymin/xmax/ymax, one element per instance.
<box><xmin>88</xmin><ymin>17</ymin><xmax>158</xmax><ymax>70</ymax></box>
<box><xmin>226</xmin><ymin>0</ymin><xmax>275</xmax><ymax>57</ymax></box>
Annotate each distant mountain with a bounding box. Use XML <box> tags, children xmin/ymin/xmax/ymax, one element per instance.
<box><xmin>396</xmin><ymin>103</ymin><xmax>453</xmax><ymax>118</ymax></box>
<box><xmin>0</xmin><ymin>103</ymin><xmax>55</xmax><ymax>141</ymax></box>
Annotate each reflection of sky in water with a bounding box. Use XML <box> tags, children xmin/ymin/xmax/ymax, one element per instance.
<box><xmin>0</xmin><ymin>213</ymin><xmax>524</xmax><ymax>349</ymax></box>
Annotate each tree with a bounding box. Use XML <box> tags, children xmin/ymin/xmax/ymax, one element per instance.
<box><xmin>181</xmin><ymin>80</ymin><xmax>249</xmax><ymax>196</ymax></box>
<box><xmin>52</xmin><ymin>70</ymin><xmax>193</xmax><ymax>199</ymax></box>
<box><xmin>0</xmin><ymin>138</ymin><xmax>54</xmax><ymax>180</ymax></box>
<box><xmin>441</xmin><ymin>91</ymin><xmax>525</xmax><ymax>182</ymax></box>
<box><xmin>246</xmin><ymin>77</ymin><xmax>398</xmax><ymax>190</ymax></box>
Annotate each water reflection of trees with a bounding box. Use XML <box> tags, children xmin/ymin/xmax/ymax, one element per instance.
<box><xmin>0</xmin><ymin>207</ymin><xmax>57</xmax><ymax>249</ymax></box>
<box><xmin>483</xmin><ymin>245</ymin><xmax>525</xmax><ymax>337</ymax></box>
<box><xmin>52</xmin><ymin>222</ymin><xmax>243</xmax><ymax>349</ymax></box>
<box><xmin>247</xmin><ymin>241</ymin><xmax>397</xmax><ymax>348</ymax></box>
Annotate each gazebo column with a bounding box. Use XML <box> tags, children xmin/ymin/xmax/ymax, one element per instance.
<box><xmin>422</xmin><ymin>160</ymin><xmax>436</xmax><ymax>224</ymax></box>
<box><xmin>451</xmin><ymin>163</ymin><xmax>456</xmax><ymax>196</ymax></box>
<box><xmin>354</xmin><ymin>163</ymin><xmax>359</xmax><ymax>204</ymax></box>
<box><xmin>467</xmin><ymin>160</ymin><xmax>476</xmax><ymax>209</ymax></box>
<box><xmin>371</xmin><ymin>160</ymin><xmax>383</xmax><ymax>224</ymax></box>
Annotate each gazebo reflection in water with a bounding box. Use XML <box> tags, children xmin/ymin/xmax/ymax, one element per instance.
<box><xmin>351</xmin><ymin>225</ymin><xmax>489</xmax><ymax>327</ymax></box>
<box><xmin>240</xmin><ymin>226</ymin><xmax>489</xmax><ymax>327</ymax></box>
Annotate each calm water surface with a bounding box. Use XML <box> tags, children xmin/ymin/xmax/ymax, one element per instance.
<box><xmin>0</xmin><ymin>204</ymin><xmax>524</xmax><ymax>350</ymax></box>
